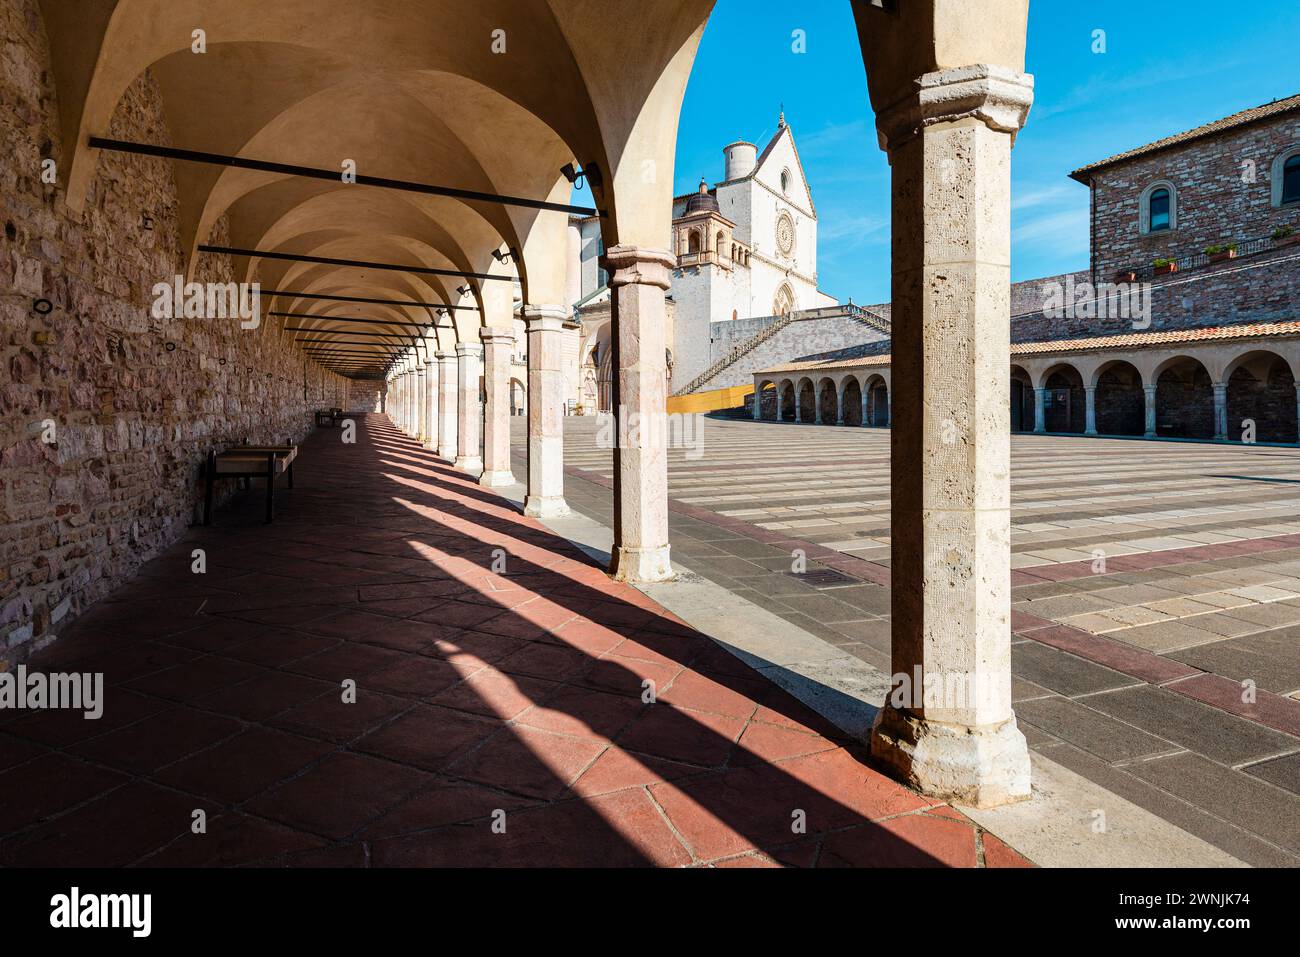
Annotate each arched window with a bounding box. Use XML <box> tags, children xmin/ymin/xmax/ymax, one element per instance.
<box><xmin>1139</xmin><ymin>181</ymin><xmax>1178</xmax><ymax>234</ymax></box>
<box><xmin>717</xmin><ymin>231</ymin><xmax>727</xmax><ymax>256</ymax></box>
<box><xmin>1149</xmin><ymin>188</ymin><xmax>1171</xmax><ymax>231</ymax></box>
<box><xmin>780</xmin><ymin>169</ymin><xmax>791</xmax><ymax>194</ymax></box>
<box><xmin>688</xmin><ymin>230</ymin><xmax>701</xmax><ymax>254</ymax></box>
<box><xmin>773</xmin><ymin>283</ymin><xmax>795</xmax><ymax>317</ymax></box>
<box><xmin>1276</xmin><ymin>151</ymin><xmax>1300</xmax><ymax>206</ymax></box>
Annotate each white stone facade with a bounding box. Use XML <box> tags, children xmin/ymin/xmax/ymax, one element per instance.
<box><xmin>569</xmin><ymin>115</ymin><xmax>839</xmax><ymax>405</ymax></box>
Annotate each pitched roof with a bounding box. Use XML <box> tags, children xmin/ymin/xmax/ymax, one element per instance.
<box><xmin>757</xmin><ymin>320</ymin><xmax>1300</xmax><ymax>375</ymax></box>
<box><xmin>1069</xmin><ymin>94</ymin><xmax>1300</xmax><ymax>182</ymax></box>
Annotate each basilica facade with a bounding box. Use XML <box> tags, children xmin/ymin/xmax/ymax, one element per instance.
<box><xmin>565</xmin><ymin>113</ymin><xmax>837</xmax><ymax>411</ymax></box>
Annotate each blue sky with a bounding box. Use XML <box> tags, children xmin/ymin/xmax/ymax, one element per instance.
<box><xmin>675</xmin><ymin>0</ymin><xmax>1300</xmax><ymax>305</ymax></box>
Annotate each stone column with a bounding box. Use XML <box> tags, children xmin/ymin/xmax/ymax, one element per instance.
<box><xmin>861</xmin><ymin>383</ymin><xmax>870</xmax><ymax>427</ymax></box>
<box><xmin>479</xmin><ymin>327</ymin><xmax>515</xmax><ymax>486</ymax></box>
<box><xmin>522</xmin><ymin>306</ymin><xmax>570</xmax><ymax>517</ymax></box>
<box><xmin>1084</xmin><ymin>386</ymin><xmax>1098</xmax><ymax>436</ymax></box>
<box><xmin>454</xmin><ymin>343</ymin><xmax>484</xmax><ymax>473</ymax></box>
<box><xmin>868</xmin><ymin>65</ymin><xmax>1035</xmax><ymax>808</ymax></box>
<box><xmin>1294</xmin><ymin>383</ymin><xmax>1300</xmax><ymax>445</ymax></box>
<box><xmin>424</xmin><ymin>358</ymin><xmax>438</xmax><ymax>450</ymax></box>
<box><xmin>416</xmin><ymin>364</ymin><xmax>428</xmax><ymax>443</ymax></box>
<box><xmin>752</xmin><ymin>383</ymin><xmax>763</xmax><ymax>421</ymax></box>
<box><xmin>794</xmin><ymin>396</ymin><xmax>802</xmax><ymax>423</ymax></box>
<box><xmin>836</xmin><ymin>387</ymin><xmax>846</xmax><ymax>426</ymax></box>
<box><xmin>1212</xmin><ymin>383</ymin><xmax>1228</xmax><ymax>441</ymax></box>
<box><xmin>436</xmin><ymin>351</ymin><xmax>458</xmax><ymax>461</ymax></box>
<box><xmin>604</xmin><ymin>245</ymin><xmax>675</xmax><ymax>583</ymax></box>
<box><xmin>1144</xmin><ymin>384</ymin><xmax>1157</xmax><ymax>438</ymax></box>
<box><xmin>406</xmin><ymin>369</ymin><xmax>416</xmax><ymax>435</ymax></box>
<box><xmin>1032</xmin><ymin>388</ymin><xmax>1047</xmax><ymax>433</ymax></box>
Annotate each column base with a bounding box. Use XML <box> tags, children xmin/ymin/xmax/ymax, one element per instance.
<box><xmin>523</xmin><ymin>495</ymin><xmax>570</xmax><ymax>519</ymax></box>
<box><xmin>609</xmin><ymin>545</ymin><xmax>674</xmax><ymax>584</ymax></box>
<box><xmin>868</xmin><ymin>705</ymin><xmax>1031</xmax><ymax>809</ymax></box>
<box><xmin>478</xmin><ymin>469</ymin><xmax>516</xmax><ymax>488</ymax></box>
<box><xmin>437</xmin><ymin>447</ymin><xmax>457</xmax><ymax>461</ymax></box>
<box><xmin>454</xmin><ymin>455</ymin><xmax>484</xmax><ymax>474</ymax></box>
<box><xmin>1085</xmin><ymin>429</ymin><xmax>1098</xmax><ymax>436</ymax></box>
<box><xmin>1143</xmin><ymin>431</ymin><xmax>1156</xmax><ymax>439</ymax></box>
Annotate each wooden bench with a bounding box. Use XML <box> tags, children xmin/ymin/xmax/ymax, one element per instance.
<box><xmin>204</xmin><ymin>443</ymin><xmax>298</xmax><ymax>525</ymax></box>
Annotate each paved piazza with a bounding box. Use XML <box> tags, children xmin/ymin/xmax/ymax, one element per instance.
<box><xmin>531</xmin><ymin>416</ymin><xmax>1300</xmax><ymax>866</ymax></box>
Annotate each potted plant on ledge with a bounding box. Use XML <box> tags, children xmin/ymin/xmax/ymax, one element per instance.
<box><xmin>1114</xmin><ymin>268</ymin><xmax>1138</xmax><ymax>282</ymax></box>
<box><xmin>1205</xmin><ymin>242</ymin><xmax>1238</xmax><ymax>263</ymax></box>
<box><xmin>1152</xmin><ymin>257</ymin><xmax>1178</xmax><ymax>275</ymax></box>
<box><xmin>1274</xmin><ymin>226</ymin><xmax>1299</xmax><ymax>248</ymax></box>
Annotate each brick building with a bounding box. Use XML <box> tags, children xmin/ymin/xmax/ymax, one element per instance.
<box><xmin>756</xmin><ymin>94</ymin><xmax>1300</xmax><ymax>445</ymax></box>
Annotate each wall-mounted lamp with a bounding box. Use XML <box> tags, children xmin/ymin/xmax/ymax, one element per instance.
<box><xmin>561</xmin><ymin>162</ymin><xmax>603</xmax><ymax>191</ymax></box>
<box><xmin>457</xmin><ymin>285</ymin><xmax>472</xmax><ymax>298</ymax></box>
<box><xmin>492</xmin><ymin>247</ymin><xmax>518</xmax><ymax>265</ymax></box>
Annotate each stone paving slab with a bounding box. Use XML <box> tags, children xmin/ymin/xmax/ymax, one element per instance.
<box><xmin>532</xmin><ymin>416</ymin><xmax>1300</xmax><ymax>865</ymax></box>
<box><xmin>0</xmin><ymin>415</ymin><xmax>1032</xmax><ymax>870</ymax></box>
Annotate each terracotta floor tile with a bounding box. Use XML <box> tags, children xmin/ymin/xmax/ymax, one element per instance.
<box><xmin>448</xmin><ymin>725</ymin><xmax>608</xmax><ymax>799</ymax></box>
<box><xmin>245</xmin><ymin>752</ymin><xmax>434</xmax><ymax>840</ymax></box>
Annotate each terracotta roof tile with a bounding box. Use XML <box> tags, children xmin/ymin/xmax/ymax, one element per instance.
<box><xmin>757</xmin><ymin>320</ymin><xmax>1300</xmax><ymax>376</ymax></box>
<box><xmin>1069</xmin><ymin>94</ymin><xmax>1300</xmax><ymax>182</ymax></box>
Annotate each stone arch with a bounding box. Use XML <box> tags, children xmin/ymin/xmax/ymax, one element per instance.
<box><xmin>1155</xmin><ymin>355</ymin><xmax>1214</xmax><ymax>439</ymax></box>
<box><xmin>1040</xmin><ymin>362</ymin><xmax>1085</xmax><ymax>434</ymax></box>
<box><xmin>817</xmin><ymin>376</ymin><xmax>839</xmax><ymax>424</ymax></box>
<box><xmin>779</xmin><ymin>379</ymin><xmax>797</xmax><ymax>422</ymax></box>
<box><xmin>509</xmin><ymin>377</ymin><xmax>526</xmax><ymax>416</ymax></box>
<box><xmin>865</xmin><ymin>374</ymin><xmax>890</xmax><ymax>427</ymax></box>
<box><xmin>1092</xmin><ymin>359</ymin><xmax>1144</xmax><ymax>436</ymax></box>
<box><xmin>1224</xmin><ymin>350</ymin><xmax>1297</xmax><ymax>443</ymax></box>
<box><xmin>797</xmin><ymin>376</ymin><xmax>816</xmax><ymax>422</ymax></box>
<box><xmin>1139</xmin><ymin>179</ymin><xmax>1179</xmax><ymax>234</ymax></box>
<box><xmin>688</xmin><ymin>229</ymin><xmax>701</xmax><ymax>254</ymax></box>
<box><xmin>1271</xmin><ymin>144</ymin><xmax>1300</xmax><ymax>208</ymax></box>
<box><xmin>774</xmin><ymin>283</ymin><xmax>796</xmax><ymax>317</ymax></box>
<box><xmin>1009</xmin><ymin>364</ymin><xmax>1035</xmax><ymax>432</ymax></box>
<box><xmin>755</xmin><ymin>379</ymin><xmax>779</xmax><ymax>421</ymax></box>
<box><xmin>841</xmin><ymin>376</ymin><xmax>864</xmax><ymax>427</ymax></box>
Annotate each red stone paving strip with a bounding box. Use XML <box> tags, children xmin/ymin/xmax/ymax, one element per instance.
<box><xmin>1011</xmin><ymin>533</ymin><xmax>1300</xmax><ymax>586</ymax></box>
<box><xmin>0</xmin><ymin>417</ymin><xmax>1034</xmax><ymax>869</ymax></box>
<box><xmin>563</xmin><ymin>464</ymin><xmax>1300</xmax><ymax>740</ymax></box>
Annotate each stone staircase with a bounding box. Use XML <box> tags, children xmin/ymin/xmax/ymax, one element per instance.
<box><xmin>675</xmin><ymin>303</ymin><xmax>891</xmax><ymax>396</ymax></box>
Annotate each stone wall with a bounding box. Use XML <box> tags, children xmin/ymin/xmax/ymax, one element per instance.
<box><xmin>0</xmin><ymin>0</ymin><xmax>349</xmax><ymax>666</ymax></box>
<box><xmin>700</xmin><ymin>310</ymin><xmax>890</xmax><ymax>392</ymax></box>
<box><xmin>1085</xmin><ymin>109</ymin><xmax>1300</xmax><ymax>280</ymax></box>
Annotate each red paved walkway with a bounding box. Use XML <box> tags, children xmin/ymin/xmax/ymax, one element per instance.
<box><xmin>0</xmin><ymin>414</ymin><xmax>1030</xmax><ymax>867</ymax></box>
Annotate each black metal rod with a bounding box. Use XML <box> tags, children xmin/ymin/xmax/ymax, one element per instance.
<box><xmin>263</xmin><ymin>289</ymin><xmax>474</xmax><ymax>311</ymax></box>
<box><xmin>198</xmin><ymin>244</ymin><xmax>512</xmax><ymax>283</ymax></box>
<box><xmin>287</xmin><ymin>327</ymin><xmax>414</xmax><ymax>338</ymax></box>
<box><xmin>89</xmin><ymin>137</ymin><xmax>602</xmax><ymax>217</ymax></box>
<box><xmin>269</xmin><ymin>311</ymin><xmax>443</xmax><ymax>330</ymax></box>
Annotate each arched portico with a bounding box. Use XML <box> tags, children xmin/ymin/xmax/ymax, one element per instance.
<box><xmin>1092</xmin><ymin>359</ymin><xmax>1145</xmax><ymax>436</ymax></box>
<box><xmin>1224</xmin><ymin>350</ymin><xmax>1298</xmax><ymax>443</ymax></box>
<box><xmin>1153</xmin><ymin>355</ymin><xmax>1215</xmax><ymax>440</ymax></box>
<box><xmin>841</xmin><ymin>377</ymin><xmax>864</xmax><ymax>426</ymax></box>
<box><xmin>817</xmin><ymin>376</ymin><xmax>839</xmax><ymax>424</ymax></box>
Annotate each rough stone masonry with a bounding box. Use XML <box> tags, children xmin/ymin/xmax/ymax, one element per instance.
<box><xmin>0</xmin><ymin>0</ymin><xmax>351</xmax><ymax>667</ymax></box>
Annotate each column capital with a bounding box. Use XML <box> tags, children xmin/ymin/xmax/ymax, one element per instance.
<box><xmin>875</xmin><ymin>65</ymin><xmax>1034</xmax><ymax>152</ymax></box>
<box><xmin>522</xmin><ymin>304</ymin><xmax>568</xmax><ymax>332</ymax></box>
<box><xmin>602</xmin><ymin>245</ymin><xmax>675</xmax><ymax>291</ymax></box>
<box><xmin>455</xmin><ymin>342</ymin><xmax>483</xmax><ymax>358</ymax></box>
<box><xmin>435</xmin><ymin>350</ymin><xmax>454</xmax><ymax>362</ymax></box>
<box><xmin>479</xmin><ymin>326</ymin><xmax>515</xmax><ymax>344</ymax></box>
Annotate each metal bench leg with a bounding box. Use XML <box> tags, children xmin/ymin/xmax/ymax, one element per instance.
<box><xmin>265</xmin><ymin>452</ymin><xmax>275</xmax><ymax>524</ymax></box>
<box><xmin>204</xmin><ymin>450</ymin><xmax>216</xmax><ymax>526</ymax></box>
